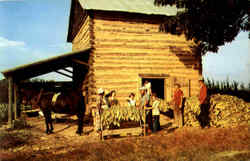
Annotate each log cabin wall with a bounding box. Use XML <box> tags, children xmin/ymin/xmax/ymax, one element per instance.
<box><xmin>72</xmin><ymin>13</ymin><xmax>91</xmax><ymax>51</ymax></box>
<box><xmin>90</xmin><ymin>11</ymin><xmax>201</xmax><ymax>106</ymax></box>
<box><xmin>72</xmin><ymin>10</ymin><xmax>202</xmax><ymax>108</ymax></box>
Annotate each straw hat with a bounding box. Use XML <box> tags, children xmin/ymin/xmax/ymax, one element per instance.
<box><xmin>97</xmin><ymin>88</ymin><xmax>104</xmax><ymax>94</ymax></box>
<box><xmin>198</xmin><ymin>77</ymin><xmax>204</xmax><ymax>81</ymax></box>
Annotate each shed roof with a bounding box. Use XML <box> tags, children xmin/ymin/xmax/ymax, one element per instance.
<box><xmin>1</xmin><ymin>47</ymin><xmax>91</xmax><ymax>81</ymax></box>
<box><xmin>78</xmin><ymin>0</ymin><xmax>178</xmax><ymax>16</ymax></box>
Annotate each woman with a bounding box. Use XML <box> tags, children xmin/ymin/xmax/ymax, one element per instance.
<box><xmin>106</xmin><ymin>90</ymin><xmax>119</xmax><ymax>107</ymax></box>
<box><xmin>127</xmin><ymin>93</ymin><xmax>136</xmax><ymax>107</ymax></box>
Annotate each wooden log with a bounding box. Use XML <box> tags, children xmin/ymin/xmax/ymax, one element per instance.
<box><xmin>62</xmin><ymin>68</ymin><xmax>73</xmax><ymax>74</ymax></box>
<box><xmin>102</xmin><ymin>127</ymin><xmax>142</xmax><ymax>137</ymax></box>
<box><xmin>93</xmin><ymin>48</ymin><xmax>194</xmax><ymax>56</ymax></box>
<box><xmin>73</xmin><ymin>15</ymin><xmax>90</xmax><ymax>43</ymax></box>
<box><xmin>8</xmin><ymin>77</ymin><xmax>13</xmax><ymax>128</ymax></box>
<box><xmin>93</xmin><ymin>44</ymin><xmax>190</xmax><ymax>51</ymax></box>
<box><xmin>93</xmin><ymin>73</ymin><xmax>200</xmax><ymax>80</ymax></box>
<box><xmin>72</xmin><ymin>59</ymin><xmax>89</xmax><ymax>67</ymax></box>
<box><xmin>13</xmin><ymin>82</ymin><xmax>18</xmax><ymax>120</ymax></box>
<box><xmin>94</xmin><ymin>38</ymin><xmax>193</xmax><ymax>47</ymax></box>
<box><xmin>93</xmin><ymin>34</ymin><xmax>192</xmax><ymax>47</ymax></box>
<box><xmin>93</xmin><ymin>29</ymin><xmax>193</xmax><ymax>43</ymax></box>
<box><xmin>94</xmin><ymin>54</ymin><xmax>197</xmax><ymax>60</ymax></box>
<box><xmin>54</xmin><ymin>71</ymin><xmax>72</xmax><ymax>78</ymax></box>
<box><xmin>93</xmin><ymin>18</ymin><xmax>163</xmax><ymax>28</ymax></box>
<box><xmin>93</xmin><ymin>59</ymin><xmax>197</xmax><ymax>64</ymax></box>
<box><xmin>92</xmin><ymin>62</ymin><xmax>197</xmax><ymax>68</ymax></box>
<box><xmin>93</xmin><ymin>67</ymin><xmax>195</xmax><ymax>73</ymax></box>
<box><xmin>72</xmin><ymin>15</ymin><xmax>91</xmax><ymax>51</ymax></box>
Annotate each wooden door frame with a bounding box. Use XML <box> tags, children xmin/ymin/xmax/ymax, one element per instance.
<box><xmin>137</xmin><ymin>74</ymin><xmax>170</xmax><ymax>101</ymax></box>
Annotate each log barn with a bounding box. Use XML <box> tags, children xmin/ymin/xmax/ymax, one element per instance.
<box><xmin>1</xmin><ymin>0</ymin><xmax>203</xmax><ymax>127</ymax></box>
<box><xmin>67</xmin><ymin>0</ymin><xmax>202</xmax><ymax>110</ymax></box>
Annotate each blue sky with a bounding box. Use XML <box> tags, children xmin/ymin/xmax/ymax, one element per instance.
<box><xmin>0</xmin><ymin>0</ymin><xmax>249</xmax><ymax>84</ymax></box>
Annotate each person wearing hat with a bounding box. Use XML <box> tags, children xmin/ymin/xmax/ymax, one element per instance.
<box><xmin>139</xmin><ymin>86</ymin><xmax>153</xmax><ymax>132</ymax></box>
<box><xmin>171</xmin><ymin>83</ymin><xmax>184</xmax><ymax>128</ymax></box>
<box><xmin>139</xmin><ymin>87</ymin><xmax>149</xmax><ymax>108</ymax></box>
<box><xmin>198</xmin><ymin>77</ymin><xmax>209</xmax><ymax>128</ymax></box>
<box><xmin>97</xmin><ymin>88</ymin><xmax>109</xmax><ymax>110</ymax></box>
<box><xmin>93</xmin><ymin>88</ymin><xmax>109</xmax><ymax>133</ymax></box>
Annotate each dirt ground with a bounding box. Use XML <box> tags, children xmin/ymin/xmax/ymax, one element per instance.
<box><xmin>0</xmin><ymin>114</ymin><xmax>249</xmax><ymax>161</ymax></box>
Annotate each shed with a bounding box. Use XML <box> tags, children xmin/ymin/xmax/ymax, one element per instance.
<box><xmin>67</xmin><ymin>0</ymin><xmax>202</xmax><ymax>108</ymax></box>
<box><xmin>1</xmin><ymin>48</ymin><xmax>90</xmax><ymax>127</ymax></box>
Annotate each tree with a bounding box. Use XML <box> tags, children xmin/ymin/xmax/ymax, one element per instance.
<box><xmin>154</xmin><ymin>0</ymin><xmax>249</xmax><ymax>55</ymax></box>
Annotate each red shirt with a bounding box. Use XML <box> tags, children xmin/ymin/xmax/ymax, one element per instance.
<box><xmin>199</xmin><ymin>84</ymin><xmax>207</xmax><ymax>104</ymax></box>
<box><xmin>173</xmin><ymin>89</ymin><xmax>183</xmax><ymax>107</ymax></box>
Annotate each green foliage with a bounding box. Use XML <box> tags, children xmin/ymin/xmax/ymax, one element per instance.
<box><xmin>205</xmin><ymin>78</ymin><xmax>250</xmax><ymax>102</ymax></box>
<box><xmin>154</xmin><ymin>0</ymin><xmax>249</xmax><ymax>55</ymax></box>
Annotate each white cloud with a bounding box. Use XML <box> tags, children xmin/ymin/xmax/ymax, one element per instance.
<box><xmin>0</xmin><ymin>41</ymin><xmax>72</xmax><ymax>81</ymax></box>
<box><xmin>0</xmin><ymin>37</ymin><xmax>25</xmax><ymax>47</ymax></box>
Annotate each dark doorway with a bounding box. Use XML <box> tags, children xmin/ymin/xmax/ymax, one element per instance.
<box><xmin>142</xmin><ymin>78</ymin><xmax>164</xmax><ymax>99</ymax></box>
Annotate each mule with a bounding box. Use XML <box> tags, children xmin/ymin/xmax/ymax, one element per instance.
<box><xmin>21</xmin><ymin>88</ymin><xmax>86</xmax><ymax>135</ymax></box>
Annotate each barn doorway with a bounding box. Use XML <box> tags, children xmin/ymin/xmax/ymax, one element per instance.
<box><xmin>142</xmin><ymin>78</ymin><xmax>165</xmax><ymax>99</ymax></box>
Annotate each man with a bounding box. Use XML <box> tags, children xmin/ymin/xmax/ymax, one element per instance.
<box><xmin>198</xmin><ymin>78</ymin><xmax>209</xmax><ymax>128</ymax></box>
<box><xmin>172</xmin><ymin>83</ymin><xmax>184</xmax><ymax>128</ymax></box>
<box><xmin>139</xmin><ymin>87</ymin><xmax>152</xmax><ymax>131</ymax></box>
<box><xmin>94</xmin><ymin>88</ymin><xmax>106</xmax><ymax>132</ymax></box>
<box><xmin>139</xmin><ymin>87</ymin><xmax>149</xmax><ymax>108</ymax></box>
<box><xmin>97</xmin><ymin>88</ymin><xmax>109</xmax><ymax>110</ymax></box>
<box><xmin>144</xmin><ymin>80</ymin><xmax>152</xmax><ymax>99</ymax></box>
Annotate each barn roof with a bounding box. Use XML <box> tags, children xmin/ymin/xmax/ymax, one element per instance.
<box><xmin>78</xmin><ymin>0</ymin><xmax>178</xmax><ymax>16</ymax></box>
<box><xmin>1</xmin><ymin>47</ymin><xmax>91</xmax><ymax>81</ymax></box>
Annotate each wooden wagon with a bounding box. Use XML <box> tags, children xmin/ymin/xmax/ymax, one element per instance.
<box><xmin>92</xmin><ymin>105</ymin><xmax>153</xmax><ymax>140</ymax></box>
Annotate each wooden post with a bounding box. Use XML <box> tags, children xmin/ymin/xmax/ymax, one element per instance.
<box><xmin>8</xmin><ymin>77</ymin><xmax>13</xmax><ymax>128</ymax></box>
<box><xmin>188</xmin><ymin>79</ymin><xmax>191</xmax><ymax>97</ymax></box>
<box><xmin>144</xmin><ymin>105</ymin><xmax>146</xmax><ymax>137</ymax></box>
<box><xmin>13</xmin><ymin>82</ymin><xmax>18</xmax><ymax>120</ymax></box>
<box><xmin>100</xmin><ymin>110</ymin><xmax>104</xmax><ymax>141</ymax></box>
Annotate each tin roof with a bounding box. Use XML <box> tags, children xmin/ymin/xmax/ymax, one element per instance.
<box><xmin>78</xmin><ymin>0</ymin><xmax>178</xmax><ymax>16</ymax></box>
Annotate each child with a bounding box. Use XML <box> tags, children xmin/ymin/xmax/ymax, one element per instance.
<box><xmin>151</xmin><ymin>93</ymin><xmax>160</xmax><ymax>132</ymax></box>
<box><xmin>127</xmin><ymin>93</ymin><xmax>136</xmax><ymax>107</ymax></box>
